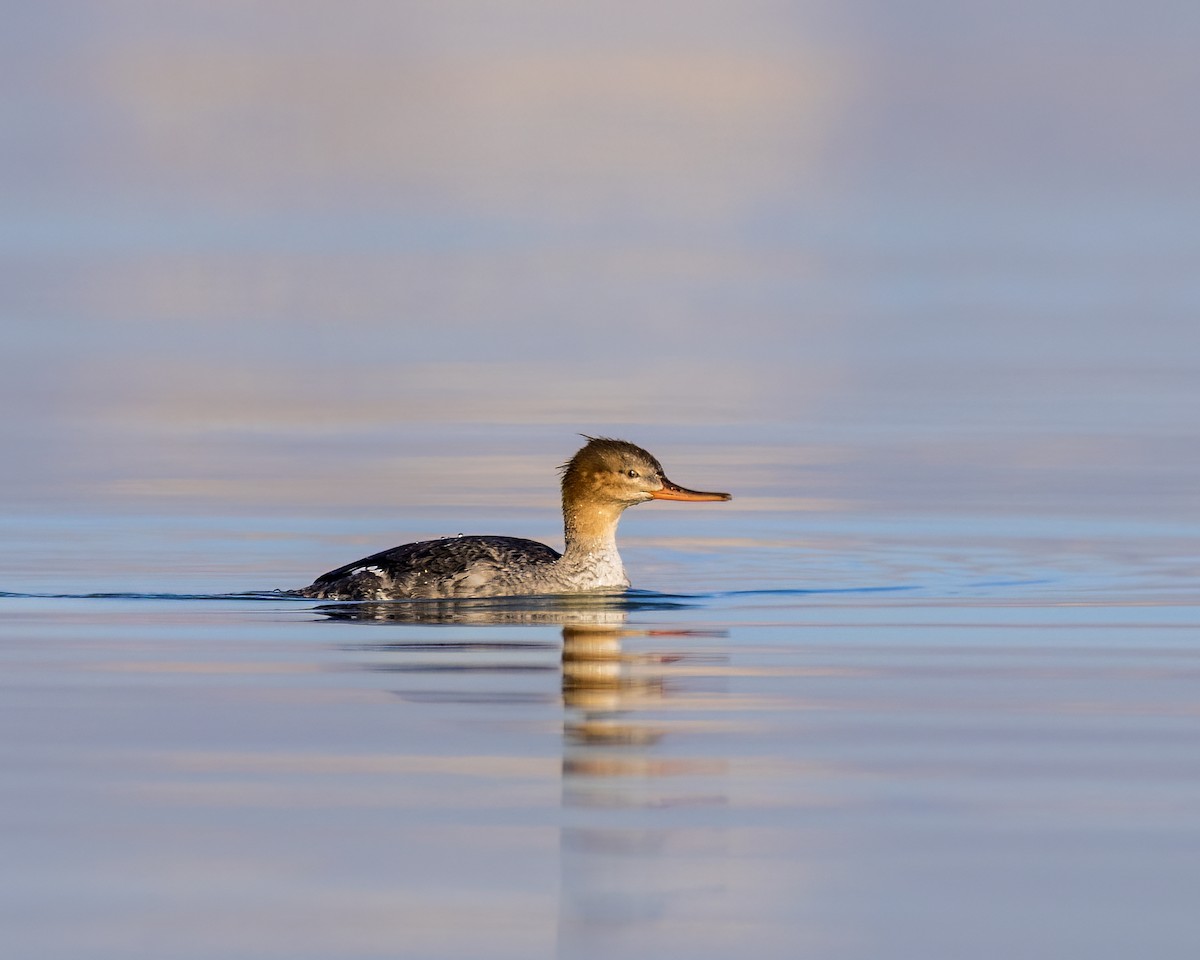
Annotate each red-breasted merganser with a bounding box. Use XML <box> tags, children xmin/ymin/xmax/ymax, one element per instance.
<box><xmin>298</xmin><ymin>437</ymin><xmax>731</xmax><ymax>600</ymax></box>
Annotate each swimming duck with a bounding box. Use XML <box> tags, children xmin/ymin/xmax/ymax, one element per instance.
<box><xmin>297</xmin><ymin>437</ymin><xmax>731</xmax><ymax>600</ymax></box>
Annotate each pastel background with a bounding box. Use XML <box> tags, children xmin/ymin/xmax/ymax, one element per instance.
<box><xmin>3</xmin><ymin>3</ymin><xmax>1199</xmax><ymax>958</ymax></box>
<box><xmin>5</xmin><ymin>1</ymin><xmax>1196</xmax><ymax>552</ymax></box>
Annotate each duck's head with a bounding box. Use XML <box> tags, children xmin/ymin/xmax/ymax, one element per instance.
<box><xmin>560</xmin><ymin>437</ymin><xmax>732</xmax><ymax>508</ymax></box>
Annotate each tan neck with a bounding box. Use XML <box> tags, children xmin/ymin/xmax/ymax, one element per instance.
<box><xmin>562</xmin><ymin>498</ymin><xmax>626</xmax><ymax>556</ymax></box>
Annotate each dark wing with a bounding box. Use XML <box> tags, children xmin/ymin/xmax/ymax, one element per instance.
<box><xmin>302</xmin><ymin>535</ymin><xmax>561</xmax><ymax>598</ymax></box>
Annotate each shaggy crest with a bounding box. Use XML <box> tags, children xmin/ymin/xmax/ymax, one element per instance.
<box><xmin>559</xmin><ymin>436</ymin><xmax>664</xmax><ymax>489</ymax></box>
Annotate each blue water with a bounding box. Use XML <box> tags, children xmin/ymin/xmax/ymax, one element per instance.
<box><xmin>3</xmin><ymin>429</ymin><xmax>1199</xmax><ymax>960</ymax></box>
<box><xmin>4</xmin><ymin>535</ymin><xmax>1200</xmax><ymax>959</ymax></box>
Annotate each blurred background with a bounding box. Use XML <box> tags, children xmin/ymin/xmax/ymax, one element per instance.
<box><xmin>2</xmin><ymin>0</ymin><xmax>1197</xmax><ymax>591</ymax></box>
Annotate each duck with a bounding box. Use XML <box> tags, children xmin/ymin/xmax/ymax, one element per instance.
<box><xmin>297</xmin><ymin>437</ymin><xmax>731</xmax><ymax>600</ymax></box>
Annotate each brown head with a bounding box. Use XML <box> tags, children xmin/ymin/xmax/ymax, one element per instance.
<box><xmin>560</xmin><ymin>437</ymin><xmax>732</xmax><ymax>509</ymax></box>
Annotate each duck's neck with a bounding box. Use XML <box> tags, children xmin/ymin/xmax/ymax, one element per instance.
<box><xmin>561</xmin><ymin>498</ymin><xmax>626</xmax><ymax>560</ymax></box>
<box><xmin>551</xmin><ymin>497</ymin><xmax>631</xmax><ymax>590</ymax></box>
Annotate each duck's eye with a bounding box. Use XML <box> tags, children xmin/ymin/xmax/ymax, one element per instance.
<box><xmin>626</xmin><ymin>469</ymin><xmax>640</xmax><ymax>479</ymax></box>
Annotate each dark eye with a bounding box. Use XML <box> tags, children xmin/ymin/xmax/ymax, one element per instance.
<box><xmin>626</xmin><ymin>469</ymin><xmax>640</xmax><ymax>479</ymax></box>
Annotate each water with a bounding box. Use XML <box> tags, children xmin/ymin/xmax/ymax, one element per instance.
<box><xmin>4</xmin><ymin>1</ymin><xmax>1200</xmax><ymax>957</ymax></box>
<box><xmin>4</xmin><ymin>507</ymin><xmax>1199</xmax><ymax>958</ymax></box>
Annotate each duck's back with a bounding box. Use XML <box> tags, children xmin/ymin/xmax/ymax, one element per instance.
<box><xmin>298</xmin><ymin>535</ymin><xmax>562</xmax><ymax>600</ymax></box>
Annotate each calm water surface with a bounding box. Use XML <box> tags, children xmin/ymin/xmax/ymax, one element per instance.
<box><xmin>3</xmin><ymin>490</ymin><xmax>1199</xmax><ymax>959</ymax></box>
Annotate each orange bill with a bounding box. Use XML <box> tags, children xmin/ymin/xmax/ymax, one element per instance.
<box><xmin>650</xmin><ymin>478</ymin><xmax>732</xmax><ymax>502</ymax></box>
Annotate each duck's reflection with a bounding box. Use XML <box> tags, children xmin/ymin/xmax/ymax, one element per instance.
<box><xmin>313</xmin><ymin>597</ymin><xmax>732</xmax><ymax>949</ymax></box>
<box><xmin>562</xmin><ymin>624</ymin><xmax>667</xmax><ymax>748</ymax></box>
<box><xmin>311</xmin><ymin>595</ymin><xmax>637</xmax><ymax>626</ymax></box>
<box><xmin>558</xmin><ymin>621</ymin><xmax>732</xmax><ymax>949</ymax></box>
